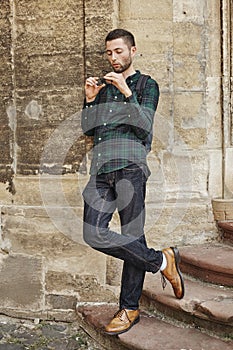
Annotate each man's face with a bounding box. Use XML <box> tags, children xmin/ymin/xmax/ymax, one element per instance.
<box><xmin>105</xmin><ymin>38</ymin><xmax>136</xmax><ymax>73</ymax></box>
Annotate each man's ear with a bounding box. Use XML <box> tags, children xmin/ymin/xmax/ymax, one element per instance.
<box><xmin>131</xmin><ymin>46</ymin><xmax>137</xmax><ymax>57</ymax></box>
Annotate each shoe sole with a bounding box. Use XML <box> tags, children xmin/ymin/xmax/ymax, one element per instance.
<box><xmin>103</xmin><ymin>315</ymin><xmax>140</xmax><ymax>336</ymax></box>
<box><xmin>171</xmin><ymin>246</ymin><xmax>185</xmax><ymax>299</ymax></box>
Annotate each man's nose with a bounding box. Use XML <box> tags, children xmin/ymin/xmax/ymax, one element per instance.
<box><xmin>111</xmin><ymin>52</ymin><xmax>117</xmax><ymax>61</ymax></box>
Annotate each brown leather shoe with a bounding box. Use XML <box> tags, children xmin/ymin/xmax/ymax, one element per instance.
<box><xmin>104</xmin><ymin>309</ymin><xmax>140</xmax><ymax>335</ymax></box>
<box><xmin>161</xmin><ymin>247</ymin><xmax>185</xmax><ymax>299</ymax></box>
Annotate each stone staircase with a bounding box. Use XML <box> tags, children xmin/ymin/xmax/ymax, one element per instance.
<box><xmin>76</xmin><ymin>234</ymin><xmax>233</xmax><ymax>349</ymax></box>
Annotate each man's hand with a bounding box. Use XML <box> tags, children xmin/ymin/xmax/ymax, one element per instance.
<box><xmin>85</xmin><ymin>77</ymin><xmax>105</xmax><ymax>102</ymax></box>
<box><xmin>104</xmin><ymin>72</ymin><xmax>132</xmax><ymax>98</ymax></box>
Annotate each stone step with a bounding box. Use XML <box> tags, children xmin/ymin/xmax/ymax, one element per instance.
<box><xmin>179</xmin><ymin>243</ymin><xmax>233</xmax><ymax>286</ymax></box>
<box><xmin>76</xmin><ymin>304</ymin><xmax>232</xmax><ymax>350</ymax></box>
<box><xmin>141</xmin><ymin>272</ymin><xmax>233</xmax><ymax>338</ymax></box>
<box><xmin>218</xmin><ymin>221</ymin><xmax>233</xmax><ymax>245</ymax></box>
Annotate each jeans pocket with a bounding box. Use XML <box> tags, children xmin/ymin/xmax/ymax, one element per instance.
<box><xmin>122</xmin><ymin>164</ymin><xmax>150</xmax><ymax>180</ymax></box>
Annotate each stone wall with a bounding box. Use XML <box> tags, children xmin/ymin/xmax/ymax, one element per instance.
<box><xmin>0</xmin><ymin>0</ymin><xmax>13</xmax><ymax>185</ymax></box>
<box><xmin>0</xmin><ymin>0</ymin><xmax>232</xmax><ymax>319</ymax></box>
<box><xmin>119</xmin><ymin>0</ymin><xmax>225</xmax><ymax>246</ymax></box>
<box><xmin>0</xmin><ymin>0</ymin><xmax>118</xmax><ymax>320</ymax></box>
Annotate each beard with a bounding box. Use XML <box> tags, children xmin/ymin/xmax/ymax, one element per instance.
<box><xmin>112</xmin><ymin>56</ymin><xmax>132</xmax><ymax>73</ymax></box>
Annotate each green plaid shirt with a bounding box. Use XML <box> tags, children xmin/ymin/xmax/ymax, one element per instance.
<box><xmin>82</xmin><ymin>70</ymin><xmax>159</xmax><ymax>175</ymax></box>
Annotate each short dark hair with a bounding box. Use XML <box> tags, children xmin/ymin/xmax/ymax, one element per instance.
<box><xmin>105</xmin><ymin>29</ymin><xmax>136</xmax><ymax>48</ymax></box>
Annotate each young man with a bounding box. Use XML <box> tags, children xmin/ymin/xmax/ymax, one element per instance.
<box><xmin>81</xmin><ymin>29</ymin><xmax>184</xmax><ymax>335</ymax></box>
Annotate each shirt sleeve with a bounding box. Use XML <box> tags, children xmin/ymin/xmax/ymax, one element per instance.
<box><xmin>81</xmin><ymin>98</ymin><xmax>98</xmax><ymax>136</ymax></box>
<box><xmin>125</xmin><ymin>78</ymin><xmax>160</xmax><ymax>140</ymax></box>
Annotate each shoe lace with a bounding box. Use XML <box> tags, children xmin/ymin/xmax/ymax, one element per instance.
<box><xmin>114</xmin><ymin>309</ymin><xmax>130</xmax><ymax>322</ymax></box>
<box><xmin>160</xmin><ymin>272</ymin><xmax>167</xmax><ymax>290</ymax></box>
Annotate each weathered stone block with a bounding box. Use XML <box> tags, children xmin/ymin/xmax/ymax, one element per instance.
<box><xmin>173</xmin><ymin>0</ymin><xmax>205</xmax><ymax>24</ymax></box>
<box><xmin>16</xmin><ymin>126</ymin><xmax>54</xmax><ymax>172</ymax></box>
<box><xmin>208</xmin><ymin>151</ymin><xmax>222</xmax><ymax>198</ymax></box>
<box><xmin>0</xmin><ymin>3</ymin><xmax>13</xmax><ymax>177</ymax></box>
<box><xmin>0</xmin><ymin>17</ymin><xmax>11</xmax><ymax>47</ymax></box>
<box><xmin>7</xmin><ymin>0</ymin><xmax>86</xmax><ymax>175</ymax></box>
<box><xmin>151</xmin><ymin>96</ymin><xmax>174</xmax><ymax>152</ymax></box>
<box><xmin>45</xmin><ymin>271</ymin><xmax>116</xmax><ymax>303</ymax></box>
<box><xmin>174</xmin><ymin>93</ymin><xmax>207</xmax><ymax>148</ymax></box>
<box><xmin>119</xmin><ymin>0</ymin><xmax>173</xmax><ymax>21</ymax></box>
<box><xmin>0</xmin><ymin>54</ymin><xmax>12</xmax><ymax>93</ymax></box>
<box><xmin>205</xmin><ymin>77</ymin><xmax>222</xmax><ymax>148</ymax></box>
<box><xmin>38</xmin><ymin>174</ymin><xmax>86</xmax><ymax>208</ymax></box>
<box><xmin>6</xmin><ymin>174</ymin><xmax>86</xmax><ymax>206</ymax></box>
<box><xmin>0</xmin><ymin>253</ymin><xmax>44</xmax><ymax>310</ymax></box>
<box><xmin>225</xmin><ymin>148</ymin><xmax>233</xmax><ymax>197</ymax></box>
<box><xmin>0</xmin><ymin>132</ymin><xmax>12</xmax><ymax>164</ymax></box>
<box><xmin>2</xmin><ymin>205</ymin><xmax>107</xmax><ymax>284</ymax></box>
<box><xmin>46</xmin><ymin>294</ymin><xmax>77</xmax><ymax>310</ymax></box>
<box><xmin>2</xmin><ymin>205</ymin><xmax>83</xmax><ymax>251</ymax></box>
<box><xmin>205</xmin><ymin>20</ymin><xmax>221</xmax><ymax>77</ymax></box>
<box><xmin>120</xmin><ymin>20</ymin><xmax>173</xmax><ymax>56</ymax></box>
<box><xmin>173</xmin><ymin>22</ymin><xmax>202</xmax><ymax>56</ymax></box>
<box><xmin>137</xmin><ymin>58</ymin><xmax>170</xmax><ymax>91</ymax></box>
<box><xmin>15</xmin><ymin>52</ymin><xmax>83</xmax><ymax>90</ymax></box>
<box><xmin>157</xmin><ymin>151</ymin><xmax>209</xmax><ymax>198</ymax></box>
<box><xmin>146</xmin><ymin>219</ymin><xmax>217</xmax><ymax>248</ymax></box>
<box><xmin>15</xmin><ymin>16</ymin><xmax>83</xmax><ymax>54</ymax></box>
<box><xmin>85</xmin><ymin>0</ymin><xmax>117</xmax><ymax>16</ymax></box>
<box><xmin>174</xmin><ymin>55</ymin><xmax>205</xmax><ymax>91</ymax></box>
<box><xmin>0</xmin><ymin>0</ymin><xmax>10</xmax><ymax>18</ymax></box>
<box><xmin>15</xmin><ymin>0</ymin><xmax>81</xmax><ymax>17</ymax></box>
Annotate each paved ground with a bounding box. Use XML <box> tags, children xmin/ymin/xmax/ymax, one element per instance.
<box><xmin>0</xmin><ymin>315</ymin><xmax>103</xmax><ymax>350</ymax></box>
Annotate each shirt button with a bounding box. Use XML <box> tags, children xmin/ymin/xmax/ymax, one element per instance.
<box><xmin>109</xmin><ymin>109</ymin><xmax>112</xmax><ymax>113</ymax></box>
<box><xmin>124</xmin><ymin>102</ymin><xmax>127</xmax><ymax>104</ymax></box>
<box><xmin>98</xmin><ymin>153</ymin><xmax>101</xmax><ymax>156</ymax></box>
<box><xmin>114</xmin><ymin>96</ymin><xmax>117</xmax><ymax>99</ymax></box>
<box><xmin>128</xmin><ymin>115</ymin><xmax>131</xmax><ymax>118</ymax></box>
<box><xmin>104</xmin><ymin>122</ymin><xmax>107</xmax><ymax>126</ymax></box>
<box><xmin>98</xmin><ymin>137</ymin><xmax>102</xmax><ymax>141</ymax></box>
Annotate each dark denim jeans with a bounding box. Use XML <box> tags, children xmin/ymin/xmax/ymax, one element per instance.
<box><xmin>82</xmin><ymin>164</ymin><xmax>163</xmax><ymax>310</ymax></box>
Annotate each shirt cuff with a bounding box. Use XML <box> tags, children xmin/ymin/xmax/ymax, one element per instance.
<box><xmin>124</xmin><ymin>94</ymin><xmax>138</xmax><ymax>104</ymax></box>
<box><xmin>83</xmin><ymin>98</ymin><xmax>96</xmax><ymax>109</ymax></box>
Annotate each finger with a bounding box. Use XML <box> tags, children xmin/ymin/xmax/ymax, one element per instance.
<box><xmin>98</xmin><ymin>84</ymin><xmax>106</xmax><ymax>91</ymax></box>
<box><xmin>103</xmin><ymin>73</ymin><xmax>114</xmax><ymax>81</ymax></box>
<box><xmin>104</xmin><ymin>79</ymin><xmax>113</xmax><ymax>85</ymax></box>
<box><xmin>86</xmin><ymin>77</ymin><xmax>98</xmax><ymax>86</ymax></box>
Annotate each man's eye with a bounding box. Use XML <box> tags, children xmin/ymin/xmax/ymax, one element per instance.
<box><xmin>106</xmin><ymin>51</ymin><xmax>112</xmax><ymax>56</ymax></box>
<box><xmin>116</xmin><ymin>50</ymin><xmax>122</xmax><ymax>54</ymax></box>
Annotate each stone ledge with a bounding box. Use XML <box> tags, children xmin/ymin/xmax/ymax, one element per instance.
<box><xmin>179</xmin><ymin>243</ymin><xmax>233</xmax><ymax>286</ymax></box>
<box><xmin>76</xmin><ymin>304</ymin><xmax>233</xmax><ymax>350</ymax></box>
<box><xmin>141</xmin><ymin>272</ymin><xmax>233</xmax><ymax>338</ymax></box>
<box><xmin>0</xmin><ymin>174</ymin><xmax>88</xmax><ymax>207</ymax></box>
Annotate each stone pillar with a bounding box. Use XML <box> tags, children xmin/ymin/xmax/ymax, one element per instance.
<box><xmin>0</xmin><ymin>0</ymin><xmax>118</xmax><ymax>320</ymax></box>
<box><xmin>12</xmin><ymin>0</ymin><xmax>85</xmax><ymax>175</ymax></box>
<box><xmin>118</xmin><ymin>0</ymin><xmax>222</xmax><ymax>246</ymax></box>
<box><xmin>0</xmin><ymin>0</ymin><xmax>14</xmax><ymax>188</ymax></box>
